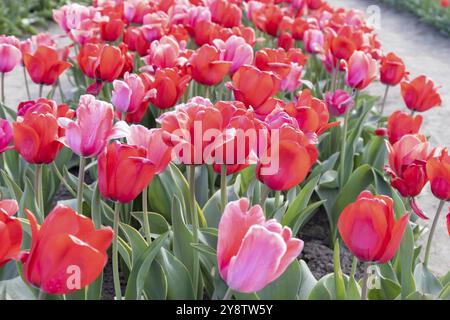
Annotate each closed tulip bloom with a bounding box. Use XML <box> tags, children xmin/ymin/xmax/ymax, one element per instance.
<box><xmin>53</xmin><ymin>3</ymin><xmax>95</xmax><ymax>33</ymax></box>
<box><xmin>22</xmin><ymin>205</ymin><xmax>113</xmax><ymax>295</ymax></box>
<box><xmin>0</xmin><ymin>37</ymin><xmax>22</xmax><ymax>73</ymax></box>
<box><xmin>401</xmin><ymin>75</ymin><xmax>441</xmax><ymax>112</ymax></box>
<box><xmin>344</xmin><ymin>50</ymin><xmax>377</xmax><ymax>90</ymax></box>
<box><xmin>213</xmin><ymin>36</ymin><xmax>254</xmax><ymax>74</ymax></box>
<box><xmin>227</xmin><ymin>65</ymin><xmax>280</xmax><ymax>110</ymax></box>
<box><xmin>325</xmin><ymin>89</ymin><xmax>354</xmax><ymax>116</ymax></box>
<box><xmin>338</xmin><ymin>190</ymin><xmax>410</xmax><ymax>263</ymax></box>
<box><xmin>189</xmin><ymin>44</ymin><xmax>231</xmax><ymax>86</ymax></box>
<box><xmin>218</xmin><ymin>198</ymin><xmax>303</xmax><ymax>293</ymax></box>
<box><xmin>330</xmin><ymin>26</ymin><xmax>357</xmax><ymax>61</ymax></box>
<box><xmin>23</xmin><ymin>46</ymin><xmax>71</xmax><ymax>86</ymax></box>
<box><xmin>98</xmin><ymin>141</ymin><xmax>157</xmax><ymax>203</ymax></box>
<box><xmin>387</xmin><ymin>110</ymin><xmax>422</xmax><ymax>144</ymax></box>
<box><xmin>123</xmin><ymin>27</ymin><xmax>150</xmax><ymax>57</ymax></box>
<box><xmin>58</xmin><ymin>95</ymin><xmax>126</xmax><ymax>158</ymax></box>
<box><xmin>112</xmin><ymin>73</ymin><xmax>149</xmax><ymax>114</ymax></box>
<box><xmin>77</xmin><ymin>43</ymin><xmax>127</xmax><ymax>83</ymax></box>
<box><xmin>252</xmin><ymin>4</ymin><xmax>283</xmax><ymax>37</ymax></box>
<box><xmin>256</xmin><ymin>122</ymin><xmax>318</xmax><ymax>191</ymax></box>
<box><xmin>386</xmin><ymin>134</ymin><xmax>431</xmax><ymax>198</ymax></box>
<box><xmin>126</xmin><ymin>125</ymin><xmax>173</xmax><ymax>174</ymax></box>
<box><xmin>13</xmin><ymin>99</ymin><xmax>71</xmax><ymax>164</ymax></box>
<box><xmin>380</xmin><ymin>52</ymin><xmax>406</xmax><ymax>86</ymax></box>
<box><xmin>147</xmin><ymin>68</ymin><xmax>191</xmax><ymax>110</ymax></box>
<box><xmin>0</xmin><ymin>200</ymin><xmax>23</xmax><ymax>267</ymax></box>
<box><xmin>209</xmin><ymin>0</ymin><xmax>242</xmax><ymax>28</ymax></box>
<box><xmin>0</xmin><ymin>118</ymin><xmax>13</xmax><ymax>153</ymax></box>
<box><xmin>426</xmin><ymin>149</ymin><xmax>450</xmax><ymax>201</ymax></box>
<box><xmin>303</xmin><ymin>29</ymin><xmax>324</xmax><ymax>54</ymax></box>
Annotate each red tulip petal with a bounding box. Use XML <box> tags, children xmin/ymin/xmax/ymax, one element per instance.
<box><xmin>377</xmin><ymin>212</ymin><xmax>410</xmax><ymax>263</ymax></box>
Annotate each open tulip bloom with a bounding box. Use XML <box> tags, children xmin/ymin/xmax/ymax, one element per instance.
<box><xmin>0</xmin><ymin>0</ymin><xmax>448</xmax><ymax>303</ymax></box>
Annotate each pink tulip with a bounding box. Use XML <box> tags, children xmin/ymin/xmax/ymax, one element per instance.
<box><xmin>303</xmin><ymin>29</ymin><xmax>324</xmax><ymax>54</ymax></box>
<box><xmin>0</xmin><ymin>36</ymin><xmax>22</xmax><ymax>73</ymax></box>
<box><xmin>112</xmin><ymin>73</ymin><xmax>149</xmax><ymax>114</ymax></box>
<box><xmin>58</xmin><ymin>95</ymin><xmax>127</xmax><ymax>157</ymax></box>
<box><xmin>217</xmin><ymin>198</ymin><xmax>303</xmax><ymax>293</ymax></box>
<box><xmin>0</xmin><ymin>119</ymin><xmax>13</xmax><ymax>153</ymax></box>
<box><xmin>325</xmin><ymin>89</ymin><xmax>354</xmax><ymax>116</ymax></box>
<box><xmin>126</xmin><ymin>125</ymin><xmax>173</xmax><ymax>174</ymax></box>
<box><xmin>213</xmin><ymin>36</ymin><xmax>254</xmax><ymax>73</ymax></box>
<box><xmin>53</xmin><ymin>3</ymin><xmax>95</xmax><ymax>33</ymax></box>
<box><xmin>185</xmin><ymin>6</ymin><xmax>212</xmax><ymax>30</ymax></box>
<box><xmin>344</xmin><ymin>50</ymin><xmax>377</xmax><ymax>90</ymax></box>
<box><xmin>144</xmin><ymin>36</ymin><xmax>181</xmax><ymax>70</ymax></box>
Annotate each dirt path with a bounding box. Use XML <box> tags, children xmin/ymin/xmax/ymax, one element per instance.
<box><xmin>328</xmin><ymin>0</ymin><xmax>450</xmax><ymax>275</ymax></box>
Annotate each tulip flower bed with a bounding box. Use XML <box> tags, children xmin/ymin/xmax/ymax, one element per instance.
<box><xmin>379</xmin><ymin>0</ymin><xmax>450</xmax><ymax>36</ymax></box>
<box><xmin>0</xmin><ymin>0</ymin><xmax>449</xmax><ymax>301</ymax></box>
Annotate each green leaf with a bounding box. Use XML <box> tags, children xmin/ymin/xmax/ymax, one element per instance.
<box><xmin>258</xmin><ymin>260</ymin><xmax>301</xmax><ymax>300</ymax></box>
<box><xmin>282</xmin><ymin>174</ymin><xmax>321</xmax><ymax>227</ymax></box>
<box><xmin>202</xmin><ymin>186</ymin><xmax>239</xmax><ymax>228</ymax></box>
<box><xmin>291</xmin><ymin>200</ymin><xmax>326</xmax><ymax>234</ymax></box>
<box><xmin>333</xmin><ymin>242</ymin><xmax>346</xmax><ymax>300</ymax></box>
<box><xmin>143</xmin><ymin>261</ymin><xmax>168</xmax><ymax>300</ymax></box>
<box><xmin>414</xmin><ymin>263</ymin><xmax>443</xmax><ymax>296</ymax></box>
<box><xmin>298</xmin><ymin>260</ymin><xmax>317</xmax><ymax>300</ymax></box>
<box><xmin>131</xmin><ymin>211</ymin><xmax>170</xmax><ymax>235</ymax></box>
<box><xmin>124</xmin><ymin>232</ymin><xmax>169</xmax><ymax>300</ymax></box>
<box><xmin>120</xmin><ymin>223</ymin><xmax>148</xmax><ymax>267</ymax></box>
<box><xmin>156</xmin><ymin>248</ymin><xmax>195</xmax><ymax>300</ymax></box>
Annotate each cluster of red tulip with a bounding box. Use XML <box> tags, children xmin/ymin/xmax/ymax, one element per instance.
<box><xmin>0</xmin><ymin>0</ymin><xmax>448</xmax><ymax>300</ymax></box>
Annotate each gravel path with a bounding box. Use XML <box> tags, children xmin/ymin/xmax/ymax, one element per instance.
<box><xmin>328</xmin><ymin>0</ymin><xmax>450</xmax><ymax>275</ymax></box>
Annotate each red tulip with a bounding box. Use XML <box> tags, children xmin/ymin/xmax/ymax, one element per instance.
<box><xmin>386</xmin><ymin>134</ymin><xmax>431</xmax><ymax>198</ymax></box>
<box><xmin>0</xmin><ymin>118</ymin><xmax>13</xmax><ymax>153</ymax></box>
<box><xmin>380</xmin><ymin>52</ymin><xmax>406</xmax><ymax>86</ymax></box>
<box><xmin>227</xmin><ymin>65</ymin><xmax>280</xmax><ymax>111</ymax></box>
<box><xmin>401</xmin><ymin>75</ymin><xmax>441</xmax><ymax>112</ymax></box>
<box><xmin>256</xmin><ymin>118</ymin><xmax>318</xmax><ymax>191</ymax></box>
<box><xmin>344</xmin><ymin>51</ymin><xmax>377</xmax><ymax>90</ymax></box>
<box><xmin>285</xmin><ymin>89</ymin><xmax>338</xmax><ymax>135</ymax></box>
<box><xmin>330</xmin><ymin>26</ymin><xmax>357</xmax><ymax>61</ymax></box>
<box><xmin>22</xmin><ymin>205</ymin><xmax>113</xmax><ymax>295</ymax></box>
<box><xmin>387</xmin><ymin>110</ymin><xmax>422</xmax><ymax>144</ymax></box>
<box><xmin>426</xmin><ymin>149</ymin><xmax>450</xmax><ymax>201</ymax></box>
<box><xmin>252</xmin><ymin>4</ymin><xmax>283</xmax><ymax>37</ymax></box>
<box><xmin>123</xmin><ymin>27</ymin><xmax>150</xmax><ymax>57</ymax></box>
<box><xmin>13</xmin><ymin>99</ymin><xmax>73</xmax><ymax>164</ymax></box>
<box><xmin>208</xmin><ymin>0</ymin><xmax>242</xmax><ymax>28</ymax></box>
<box><xmin>98</xmin><ymin>141</ymin><xmax>157</xmax><ymax>203</ymax></box>
<box><xmin>77</xmin><ymin>43</ymin><xmax>129</xmax><ymax>83</ymax></box>
<box><xmin>23</xmin><ymin>46</ymin><xmax>71</xmax><ymax>86</ymax></box>
<box><xmin>217</xmin><ymin>198</ymin><xmax>303</xmax><ymax>293</ymax></box>
<box><xmin>255</xmin><ymin>48</ymin><xmax>294</xmax><ymax>80</ymax></box>
<box><xmin>146</xmin><ymin>67</ymin><xmax>191</xmax><ymax>110</ymax></box>
<box><xmin>0</xmin><ymin>200</ymin><xmax>23</xmax><ymax>267</ymax></box>
<box><xmin>338</xmin><ymin>190</ymin><xmax>410</xmax><ymax>263</ymax></box>
<box><xmin>189</xmin><ymin>44</ymin><xmax>231</xmax><ymax>86</ymax></box>
<box><xmin>100</xmin><ymin>18</ymin><xmax>124</xmax><ymax>42</ymax></box>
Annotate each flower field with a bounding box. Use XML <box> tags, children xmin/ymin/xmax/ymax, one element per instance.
<box><xmin>0</xmin><ymin>0</ymin><xmax>448</xmax><ymax>301</ymax></box>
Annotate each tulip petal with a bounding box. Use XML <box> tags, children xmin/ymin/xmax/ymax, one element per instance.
<box><xmin>226</xmin><ymin>225</ymin><xmax>286</xmax><ymax>293</ymax></box>
<box><xmin>377</xmin><ymin>212</ymin><xmax>410</xmax><ymax>263</ymax></box>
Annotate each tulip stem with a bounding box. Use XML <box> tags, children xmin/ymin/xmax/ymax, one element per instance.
<box><xmin>113</xmin><ymin>202</ymin><xmax>122</xmax><ymax>300</ymax></box>
<box><xmin>39</xmin><ymin>84</ymin><xmax>44</xmax><ymax>98</ymax></box>
<box><xmin>23</xmin><ymin>68</ymin><xmax>31</xmax><ymax>100</ymax></box>
<box><xmin>350</xmin><ymin>256</ymin><xmax>358</xmax><ymax>279</ymax></box>
<box><xmin>188</xmin><ymin>165</ymin><xmax>200</xmax><ymax>298</ymax></box>
<box><xmin>424</xmin><ymin>200</ymin><xmax>445</xmax><ymax>267</ymax></box>
<box><xmin>220</xmin><ymin>165</ymin><xmax>228</xmax><ymax>212</ymax></box>
<box><xmin>142</xmin><ymin>185</ymin><xmax>152</xmax><ymax>244</ymax></box>
<box><xmin>77</xmin><ymin>157</ymin><xmax>86</xmax><ymax>214</ymax></box>
<box><xmin>379</xmin><ymin>85</ymin><xmax>390</xmax><ymax>117</ymax></box>
<box><xmin>223</xmin><ymin>288</ymin><xmax>233</xmax><ymax>300</ymax></box>
<box><xmin>339</xmin><ymin>109</ymin><xmax>350</xmax><ymax>189</ymax></box>
<box><xmin>274</xmin><ymin>190</ymin><xmax>281</xmax><ymax>210</ymax></box>
<box><xmin>361</xmin><ymin>263</ymin><xmax>370</xmax><ymax>300</ymax></box>
<box><xmin>38</xmin><ymin>290</ymin><xmax>47</xmax><ymax>300</ymax></box>
<box><xmin>1</xmin><ymin>72</ymin><xmax>5</xmax><ymax>104</ymax></box>
<box><xmin>34</xmin><ymin>164</ymin><xmax>44</xmax><ymax>220</ymax></box>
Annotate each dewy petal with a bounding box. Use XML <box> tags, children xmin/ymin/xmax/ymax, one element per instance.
<box><xmin>225</xmin><ymin>225</ymin><xmax>286</xmax><ymax>293</ymax></box>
